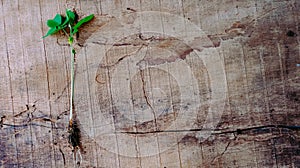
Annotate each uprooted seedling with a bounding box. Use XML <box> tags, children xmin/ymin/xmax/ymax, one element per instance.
<box><xmin>43</xmin><ymin>9</ymin><xmax>94</xmax><ymax>166</ymax></box>
<box><xmin>68</xmin><ymin>116</ymin><xmax>84</xmax><ymax>166</ymax></box>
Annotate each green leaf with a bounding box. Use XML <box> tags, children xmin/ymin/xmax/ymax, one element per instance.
<box><xmin>61</xmin><ymin>16</ymin><xmax>69</xmax><ymax>27</ymax></box>
<box><xmin>72</xmin><ymin>28</ymin><xmax>79</xmax><ymax>35</ymax></box>
<box><xmin>72</xmin><ymin>14</ymin><xmax>94</xmax><ymax>34</ymax></box>
<box><xmin>46</xmin><ymin>14</ymin><xmax>63</xmax><ymax>28</ymax></box>
<box><xmin>47</xmin><ymin>19</ymin><xmax>60</xmax><ymax>28</ymax></box>
<box><xmin>66</xmin><ymin>9</ymin><xmax>76</xmax><ymax>25</ymax></box>
<box><xmin>42</xmin><ymin>27</ymin><xmax>59</xmax><ymax>38</ymax></box>
<box><xmin>53</xmin><ymin>14</ymin><xmax>62</xmax><ymax>25</ymax></box>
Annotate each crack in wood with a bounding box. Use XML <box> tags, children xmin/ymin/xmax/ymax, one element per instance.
<box><xmin>91</xmin><ymin>33</ymin><xmax>167</xmax><ymax>47</ymax></box>
<box><xmin>138</xmin><ymin>68</ymin><xmax>158</xmax><ymax>131</ymax></box>
<box><xmin>1</xmin><ymin>122</ymin><xmax>61</xmax><ymax>129</ymax></box>
<box><xmin>117</xmin><ymin>124</ymin><xmax>300</xmax><ymax>135</ymax></box>
<box><xmin>59</xmin><ymin>147</ymin><xmax>66</xmax><ymax>166</ymax></box>
<box><xmin>1</xmin><ymin>108</ymin><xmax>60</xmax><ymax>130</ymax></box>
<box><xmin>211</xmin><ymin>135</ymin><xmax>236</xmax><ymax>164</ymax></box>
<box><xmin>13</xmin><ymin>104</ymin><xmax>33</xmax><ymax>117</ymax></box>
<box><xmin>139</xmin><ymin>69</ymin><xmax>154</xmax><ymax>112</ymax></box>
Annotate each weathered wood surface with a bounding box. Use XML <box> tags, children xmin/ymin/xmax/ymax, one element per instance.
<box><xmin>1</xmin><ymin>0</ymin><xmax>300</xmax><ymax>167</ymax></box>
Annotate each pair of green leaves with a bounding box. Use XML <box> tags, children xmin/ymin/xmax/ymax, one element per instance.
<box><xmin>43</xmin><ymin>9</ymin><xmax>94</xmax><ymax>38</ymax></box>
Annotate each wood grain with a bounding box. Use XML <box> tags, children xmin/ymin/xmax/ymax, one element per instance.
<box><xmin>0</xmin><ymin>0</ymin><xmax>299</xmax><ymax>167</ymax></box>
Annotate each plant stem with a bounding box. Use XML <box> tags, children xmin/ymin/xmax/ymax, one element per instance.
<box><xmin>68</xmin><ymin>24</ymin><xmax>74</xmax><ymax>122</ymax></box>
<box><xmin>69</xmin><ymin>44</ymin><xmax>74</xmax><ymax>121</ymax></box>
<box><xmin>62</xmin><ymin>28</ymin><xmax>68</xmax><ymax>37</ymax></box>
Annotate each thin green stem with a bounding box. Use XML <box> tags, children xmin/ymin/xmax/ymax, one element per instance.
<box><xmin>68</xmin><ymin>24</ymin><xmax>74</xmax><ymax>122</ymax></box>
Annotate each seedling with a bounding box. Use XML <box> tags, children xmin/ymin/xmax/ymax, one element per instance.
<box><xmin>43</xmin><ymin>9</ymin><xmax>94</xmax><ymax>166</ymax></box>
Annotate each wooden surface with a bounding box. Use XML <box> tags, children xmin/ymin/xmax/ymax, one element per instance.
<box><xmin>0</xmin><ymin>0</ymin><xmax>299</xmax><ymax>167</ymax></box>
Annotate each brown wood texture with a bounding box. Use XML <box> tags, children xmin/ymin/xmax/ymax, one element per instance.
<box><xmin>0</xmin><ymin>0</ymin><xmax>299</xmax><ymax>167</ymax></box>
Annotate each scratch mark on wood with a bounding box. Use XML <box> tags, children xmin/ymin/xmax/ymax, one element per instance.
<box><xmin>54</xmin><ymin>85</ymin><xmax>69</xmax><ymax>102</ymax></box>
<box><xmin>211</xmin><ymin>140</ymin><xmax>232</xmax><ymax>164</ymax></box>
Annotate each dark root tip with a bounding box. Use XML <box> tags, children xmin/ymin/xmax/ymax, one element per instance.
<box><xmin>68</xmin><ymin>119</ymin><xmax>82</xmax><ymax>148</ymax></box>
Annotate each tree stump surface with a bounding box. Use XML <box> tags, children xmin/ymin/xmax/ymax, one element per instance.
<box><xmin>0</xmin><ymin>0</ymin><xmax>299</xmax><ymax>167</ymax></box>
